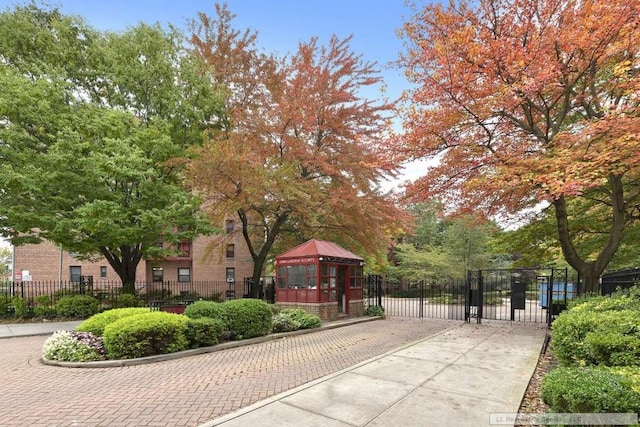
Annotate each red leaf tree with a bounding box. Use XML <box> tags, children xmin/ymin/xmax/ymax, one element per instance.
<box><xmin>187</xmin><ymin>5</ymin><xmax>408</xmax><ymax>295</ymax></box>
<box><xmin>396</xmin><ymin>0</ymin><xmax>640</xmax><ymax>292</ymax></box>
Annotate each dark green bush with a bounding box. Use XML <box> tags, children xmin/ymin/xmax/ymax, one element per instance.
<box><xmin>223</xmin><ymin>299</ymin><xmax>273</xmax><ymax>340</ymax></box>
<box><xmin>552</xmin><ymin>309</ymin><xmax>640</xmax><ymax>366</ymax></box>
<box><xmin>34</xmin><ymin>295</ymin><xmax>56</xmax><ymax>318</ymax></box>
<box><xmin>77</xmin><ymin>307</ymin><xmax>150</xmax><ymax>336</ymax></box>
<box><xmin>55</xmin><ymin>295</ymin><xmax>100</xmax><ymax>318</ymax></box>
<box><xmin>0</xmin><ymin>295</ymin><xmax>12</xmax><ymax>318</ymax></box>
<box><xmin>184</xmin><ymin>300</ymin><xmax>227</xmax><ymax>322</ymax></box>
<box><xmin>541</xmin><ymin>366</ymin><xmax>640</xmax><ymax>413</ymax></box>
<box><xmin>102</xmin><ymin>311</ymin><xmax>189</xmax><ymax>359</ymax></box>
<box><xmin>11</xmin><ymin>296</ymin><xmax>32</xmax><ymax>318</ymax></box>
<box><xmin>364</xmin><ymin>305</ymin><xmax>386</xmax><ymax>318</ymax></box>
<box><xmin>185</xmin><ymin>317</ymin><xmax>226</xmax><ymax>348</ymax></box>
<box><xmin>116</xmin><ymin>293</ymin><xmax>139</xmax><ymax>308</ymax></box>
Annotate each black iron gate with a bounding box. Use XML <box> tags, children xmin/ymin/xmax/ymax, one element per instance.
<box><xmin>367</xmin><ymin>268</ymin><xmax>580</xmax><ymax>325</ymax></box>
<box><xmin>465</xmin><ymin>268</ymin><xmax>579</xmax><ymax>325</ymax></box>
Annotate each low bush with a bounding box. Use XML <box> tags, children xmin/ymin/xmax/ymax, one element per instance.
<box><xmin>185</xmin><ymin>317</ymin><xmax>226</xmax><ymax>348</ymax></box>
<box><xmin>184</xmin><ymin>300</ymin><xmax>227</xmax><ymax>322</ymax></box>
<box><xmin>223</xmin><ymin>299</ymin><xmax>273</xmax><ymax>340</ymax></box>
<box><xmin>116</xmin><ymin>293</ymin><xmax>140</xmax><ymax>308</ymax></box>
<box><xmin>541</xmin><ymin>366</ymin><xmax>640</xmax><ymax>413</ymax></box>
<box><xmin>0</xmin><ymin>295</ymin><xmax>12</xmax><ymax>318</ymax></box>
<box><xmin>12</xmin><ymin>296</ymin><xmax>32</xmax><ymax>318</ymax></box>
<box><xmin>55</xmin><ymin>295</ymin><xmax>100</xmax><ymax>318</ymax></box>
<box><xmin>42</xmin><ymin>330</ymin><xmax>106</xmax><ymax>362</ymax></box>
<box><xmin>583</xmin><ymin>324</ymin><xmax>640</xmax><ymax>366</ymax></box>
<box><xmin>271</xmin><ymin>314</ymin><xmax>301</xmax><ymax>333</ymax></box>
<box><xmin>77</xmin><ymin>307</ymin><xmax>150</xmax><ymax>336</ymax></box>
<box><xmin>552</xmin><ymin>308</ymin><xmax>640</xmax><ymax>366</ymax></box>
<box><xmin>34</xmin><ymin>295</ymin><xmax>56</xmax><ymax>318</ymax></box>
<box><xmin>364</xmin><ymin>305</ymin><xmax>385</xmax><ymax>318</ymax></box>
<box><xmin>272</xmin><ymin>309</ymin><xmax>322</xmax><ymax>333</ymax></box>
<box><xmin>103</xmin><ymin>311</ymin><xmax>189</xmax><ymax>359</ymax></box>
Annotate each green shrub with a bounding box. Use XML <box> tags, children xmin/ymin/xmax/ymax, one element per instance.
<box><xmin>541</xmin><ymin>366</ymin><xmax>640</xmax><ymax>413</ymax></box>
<box><xmin>272</xmin><ymin>308</ymin><xmax>322</xmax><ymax>332</ymax></box>
<box><xmin>552</xmin><ymin>309</ymin><xmax>640</xmax><ymax>366</ymax></box>
<box><xmin>116</xmin><ymin>293</ymin><xmax>139</xmax><ymax>308</ymax></box>
<box><xmin>55</xmin><ymin>295</ymin><xmax>100</xmax><ymax>318</ymax></box>
<box><xmin>364</xmin><ymin>305</ymin><xmax>386</xmax><ymax>318</ymax></box>
<box><xmin>11</xmin><ymin>296</ymin><xmax>32</xmax><ymax>318</ymax></box>
<box><xmin>281</xmin><ymin>309</ymin><xmax>321</xmax><ymax>329</ymax></box>
<box><xmin>34</xmin><ymin>295</ymin><xmax>56</xmax><ymax>318</ymax></box>
<box><xmin>103</xmin><ymin>311</ymin><xmax>189</xmax><ymax>359</ymax></box>
<box><xmin>77</xmin><ymin>307</ymin><xmax>150</xmax><ymax>336</ymax></box>
<box><xmin>223</xmin><ymin>299</ymin><xmax>273</xmax><ymax>340</ymax></box>
<box><xmin>0</xmin><ymin>295</ymin><xmax>12</xmax><ymax>318</ymax></box>
<box><xmin>583</xmin><ymin>324</ymin><xmax>640</xmax><ymax>366</ymax></box>
<box><xmin>272</xmin><ymin>314</ymin><xmax>301</xmax><ymax>333</ymax></box>
<box><xmin>184</xmin><ymin>300</ymin><xmax>227</xmax><ymax>321</ymax></box>
<box><xmin>42</xmin><ymin>330</ymin><xmax>105</xmax><ymax>362</ymax></box>
<box><xmin>185</xmin><ymin>317</ymin><xmax>226</xmax><ymax>348</ymax></box>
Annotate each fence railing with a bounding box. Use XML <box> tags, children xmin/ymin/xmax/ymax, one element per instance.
<box><xmin>0</xmin><ymin>280</ymin><xmax>236</xmax><ymax>309</ymax></box>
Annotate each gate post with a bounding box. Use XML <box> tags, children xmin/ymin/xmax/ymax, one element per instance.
<box><xmin>419</xmin><ymin>280</ymin><xmax>424</xmax><ymax>318</ymax></box>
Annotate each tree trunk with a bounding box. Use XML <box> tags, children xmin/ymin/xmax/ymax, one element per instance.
<box><xmin>553</xmin><ymin>175</ymin><xmax>626</xmax><ymax>294</ymax></box>
<box><xmin>238</xmin><ymin>208</ymin><xmax>289</xmax><ymax>299</ymax></box>
<box><xmin>99</xmin><ymin>245</ymin><xmax>143</xmax><ymax>295</ymax></box>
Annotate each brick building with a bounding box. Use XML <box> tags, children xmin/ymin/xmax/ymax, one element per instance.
<box><xmin>12</xmin><ymin>217</ymin><xmax>254</xmax><ymax>298</ymax></box>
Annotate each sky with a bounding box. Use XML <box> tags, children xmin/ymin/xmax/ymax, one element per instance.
<box><xmin>0</xmin><ymin>0</ymin><xmax>435</xmax><ymax>247</ymax></box>
<box><xmin>1</xmin><ymin>0</ymin><xmax>416</xmax><ymax>103</ymax></box>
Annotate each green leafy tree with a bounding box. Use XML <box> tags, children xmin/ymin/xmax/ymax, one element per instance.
<box><xmin>0</xmin><ymin>4</ymin><xmax>224</xmax><ymax>292</ymax></box>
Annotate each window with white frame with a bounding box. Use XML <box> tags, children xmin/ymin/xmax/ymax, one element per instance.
<box><xmin>178</xmin><ymin>268</ymin><xmax>191</xmax><ymax>283</ymax></box>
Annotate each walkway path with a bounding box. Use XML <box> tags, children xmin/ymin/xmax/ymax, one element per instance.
<box><xmin>0</xmin><ymin>317</ymin><xmax>468</xmax><ymax>426</ymax></box>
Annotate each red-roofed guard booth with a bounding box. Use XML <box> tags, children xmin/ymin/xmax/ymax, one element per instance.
<box><xmin>275</xmin><ymin>239</ymin><xmax>365</xmax><ymax>320</ymax></box>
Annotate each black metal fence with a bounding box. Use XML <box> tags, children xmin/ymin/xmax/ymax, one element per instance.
<box><xmin>366</xmin><ymin>268</ymin><xmax>582</xmax><ymax>326</ymax></box>
<box><xmin>601</xmin><ymin>267</ymin><xmax>640</xmax><ymax>295</ymax></box>
<box><xmin>0</xmin><ymin>279</ymin><xmax>235</xmax><ymax>310</ymax></box>
<box><xmin>364</xmin><ymin>275</ymin><xmax>467</xmax><ymax>321</ymax></box>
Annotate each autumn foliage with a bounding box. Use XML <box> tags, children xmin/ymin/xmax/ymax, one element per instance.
<box><xmin>397</xmin><ymin>0</ymin><xmax>640</xmax><ymax>291</ymax></box>
<box><xmin>186</xmin><ymin>5</ymin><xmax>408</xmax><ymax>292</ymax></box>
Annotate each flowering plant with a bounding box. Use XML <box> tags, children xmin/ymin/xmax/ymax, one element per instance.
<box><xmin>42</xmin><ymin>330</ymin><xmax>106</xmax><ymax>362</ymax></box>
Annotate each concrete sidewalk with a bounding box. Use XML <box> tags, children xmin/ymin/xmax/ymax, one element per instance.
<box><xmin>202</xmin><ymin>321</ymin><xmax>547</xmax><ymax>427</ymax></box>
<box><xmin>0</xmin><ymin>319</ymin><xmax>83</xmax><ymax>338</ymax></box>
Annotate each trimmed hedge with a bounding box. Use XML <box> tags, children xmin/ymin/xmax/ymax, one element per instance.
<box><xmin>223</xmin><ymin>299</ymin><xmax>273</xmax><ymax>340</ymax></box>
<box><xmin>184</xmin><ymin>300</ymin><xmax>227</xmax><ymax>321</ymax></box>
<box><xmin>55</xmin><ymin>295</ymin><xmax>100</xmax><ymax>318</ymax></box>
<box><xmin>185</xmin><ymin>317</ymin><xmax>226</xmax><ymax>348</ymax></box>
<box><xmin>552</xmin><ymin>307</ymin><xmax>640</xmax><ymax>366</ymax></box>
<box><xmin>77</xmin><ymin>307</ymin><xmax>151</xmax><ymax>336</ymax></box>
<box><xmin>102</xmin><ymin>311</ymin><xmax>189</xmax><ymax>359</ymax></box>
<box><xmin>541</xmin><ymin>366</ymin><xmax>640</xmax><ymax>413</ymax></box>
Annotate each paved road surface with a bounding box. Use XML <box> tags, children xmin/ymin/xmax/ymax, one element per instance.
<box><xmin>0</xmin><ymin>317</ymin><xmax>460</xmax><ymax>427</ymax></box>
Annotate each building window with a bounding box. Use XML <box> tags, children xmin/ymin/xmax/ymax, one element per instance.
<box><xmin>178</xmin><ymin>268</ymin><xmax>191</xmax><ymax>283</ymax></box>
<box><xmin>226</xmin><ymin>219</ymin><xmax>235</xmax><ymax>234</ymax></box>
<box><xmin>226</xmin><ymin>267</ymin><xmax>235</xmax><ymax>283</ymax></box>
<box><xmin>177</xmin><ymin>240</ymin><xmax>191</xmax><ymax>258</ymax></box>
<box><xmin>152</xmin><ymin>267</ymin><xmax>163</xmax><ymax>283</ymax></box>
<box><xmin>226</xmin><ymin>244</ymin><xmax>235</xmax><ymax>258</ymax></box>
<box><xmin>70</xmin><ymin>266</ymin><xmax>82</xmax><ymax>283</ymax></box>
<box><xmin>100</xmin><ymin>266</ymin><xmax>107</xmax><ymax>279</ymax></box>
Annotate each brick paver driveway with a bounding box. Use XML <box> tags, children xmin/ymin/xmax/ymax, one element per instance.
<box><xmin>0</xmin><ymin>317</ymin><xmax>459</xmax><ymax>427</ymax></box>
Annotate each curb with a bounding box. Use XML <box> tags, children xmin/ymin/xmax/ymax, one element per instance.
<box><xmin>41</xmin><ymin>316</ymin><xmax>383</xmax><ymax>368</ymax></box>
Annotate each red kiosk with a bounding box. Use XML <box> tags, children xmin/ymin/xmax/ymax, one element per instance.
<box><xmin>275</xmin><ymin>239</ymin><xmax>365</xmax><ymax>320</ymax></box>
